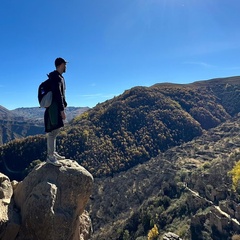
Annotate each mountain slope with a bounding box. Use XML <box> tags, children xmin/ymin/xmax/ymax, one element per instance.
<box><xmin>0</xmin><ymin>106</ymin><xmax>89</xmax><ymax>145</ymax></box>
<box><xmin>11</xmin><ymin>106</ymin><xmax>89</xmax><ymax>124</ymax></box>
<box><xmin>0</xmin><ymin>76</ymin><xmax>240</xmax><ymax>180</ymax></box>
<box><xmin>0</xmin><ymin>105</ymin><xmax>44</xmax><ymax>145</ymax></box>
<box><xmin>0</xmin><ymin>105</ymin><xmax>17</xmax><ymax>119</ymax></box>
<box><xmin>89</xmin><ymin>116</ymin><xmax>240</xmax><ymax>239</ymax></box>
<box><xmin>1</xmin><ymin>76</ymin><xmax>240</xmax><ymax>239</ymax></box>
<box><xmin>63</xmin><ymin>76</ymin><xmax>238</xmax><ymax>175</ymax></box>
<box><xmin>0</xmin><ymin>119</ymin><xmax>44</xmax><ymax>145</ymax></box>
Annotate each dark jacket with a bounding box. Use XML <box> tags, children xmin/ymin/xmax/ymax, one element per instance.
<box><xmin>44</xmin><ymin>70</ymin><xmax>67</xmax><ymax>132</ymax></box>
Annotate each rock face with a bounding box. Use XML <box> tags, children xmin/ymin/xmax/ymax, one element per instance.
<box><xmin>0</xmin><ymin>160</ymin><xmax>94</xmax><ymax>240</ymax></box>
<box><xmin>163</xmin><ymin>232</ymin><xmax>182</xmax><ymax>240</ymax></box>
<box><xmin>0</xmin><ymin>173</ymin><xmax>20</xmax><ymax>240</ymax></box>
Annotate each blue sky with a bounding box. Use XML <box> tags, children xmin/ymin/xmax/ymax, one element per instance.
<box><xmin>1</xmin><ymin>0</ymin><xmax>240</xmax><ymax>110</ymax></box>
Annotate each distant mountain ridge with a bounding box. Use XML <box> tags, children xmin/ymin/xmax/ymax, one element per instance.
<box><xmin>11</xmin><ymin>106</ymin><xmax>89</xmax><ymax>124</ymax></box>
<box><xmin>0</xmin><ymin>105</ymin><xmax>44</xmax><ymax>145</ymax></box>
<box><xmin>0</xmin><ymin>106</ymin><xmax>89</xmax><ymax>145</ymax></box>
<box><xmin>0</xmin><ymin>105</ymin><xmax>21</xmax><ymax>120</ymax></box>
<box><xmin>0</xmin><ymin>119</ymin><xmax>44</xmax><ymax>145</ymax></box>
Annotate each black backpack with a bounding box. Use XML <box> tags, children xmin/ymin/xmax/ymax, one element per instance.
<box><xmin>38</xmin><ymin>78</ymin><xmax>52</xmax><ymax>108</ymax></box>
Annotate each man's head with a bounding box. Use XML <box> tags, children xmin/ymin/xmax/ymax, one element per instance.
<box><xmin>55</xmin><ymin>57</ymin><xmax>67</xmax><ymax>74</ymax></box>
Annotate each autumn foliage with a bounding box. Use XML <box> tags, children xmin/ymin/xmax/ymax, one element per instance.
<box><xmin>1</xmin><ymin>77</ymin><xmax>240</xmax><ymax>180</ymax></box>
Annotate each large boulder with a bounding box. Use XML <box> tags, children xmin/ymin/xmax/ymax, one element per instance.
<box><xmin>0</xmin><ymin>159</ymin><xmax>94</xmax><ymax>240</ymax></box>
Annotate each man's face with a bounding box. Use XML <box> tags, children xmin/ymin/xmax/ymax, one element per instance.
<box><xmin>62</xmin><ymin>63</ymin><xmax>67</xmax><ymax>73</ymax></box>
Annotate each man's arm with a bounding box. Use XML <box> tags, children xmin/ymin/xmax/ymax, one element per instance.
<box><xmin>61</xmin><ymin>111</ymin><xmax>66</xmax><ymax>120</ymax></box>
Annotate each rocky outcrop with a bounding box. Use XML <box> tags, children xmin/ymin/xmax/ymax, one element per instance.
<box><xmin>0</xmin><ymin>173</ymin><xmax>20</xmax><ymax>240</ymax></box>
<box><xmin>0</xmin><ymin>160</ymin><xmax>93</xmax><ymax>240</ymax></box>
<box><xmin>163</xmin><ymin>232</ymin><xmax>182</xmax><ymax>240</ymax></box>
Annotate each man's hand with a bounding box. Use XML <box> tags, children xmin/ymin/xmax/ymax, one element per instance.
<box><xmin>61</xmin><ymin>111</ymin><xmax>66</xmax><ymax>120</ymax></box>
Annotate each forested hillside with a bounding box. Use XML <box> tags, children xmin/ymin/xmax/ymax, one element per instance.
<box><xmin>90</xmin><ymin>116</ymin><xmax>240</xmax><ymax>239</ymax></box>
<box><xmin>0</xmin><ymin>76</ymin><xmax>240</xmax><ymax>181</ymax></box>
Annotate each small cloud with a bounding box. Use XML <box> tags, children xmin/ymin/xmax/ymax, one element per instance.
<box><xmin>183</xmin><ymin>61</ymin><xmax>216</xmax><ymax>68</ymax></box>
<box><xmin>183</xmin><ymin>61</ymin><xmax>240</xmax><ymax>71</ymax></box>
<box><xmin>223</xmin><ymin>66</ymin><xmax>240</xmax><ymax>70</ymax></box>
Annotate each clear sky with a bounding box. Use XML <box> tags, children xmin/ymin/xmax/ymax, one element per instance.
<box><xmin>1</xmin><ymin>0</ymin><xmax>240</xmax><ymax>110</ymax></box>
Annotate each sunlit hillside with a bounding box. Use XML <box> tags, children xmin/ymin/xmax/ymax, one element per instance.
<box><xmin>0</xmin><ymin>76</ymin><xmax>240</xmax><ymax>181</ymax></box>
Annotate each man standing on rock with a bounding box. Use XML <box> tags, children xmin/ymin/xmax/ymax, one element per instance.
<box><xmin>44</xmin><ymin>57</ymin><xmax>68</xmax><ymax>166</ymax></box>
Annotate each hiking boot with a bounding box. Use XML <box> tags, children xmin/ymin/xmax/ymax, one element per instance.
<box><xmin>46</xmin><ymin>155</ymin><xmax>61</xmax><ymax>167</ymax></box>
<box><xmin>54</xmin><ymin>152</ymin><xmax>65</xmax><ymax>160</ymax></box>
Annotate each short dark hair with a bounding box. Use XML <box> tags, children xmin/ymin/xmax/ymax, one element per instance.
<box><xmin>55</xmin><ymin>57</ymin><xmax>67</xmax><ymax>68</ymax></box>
